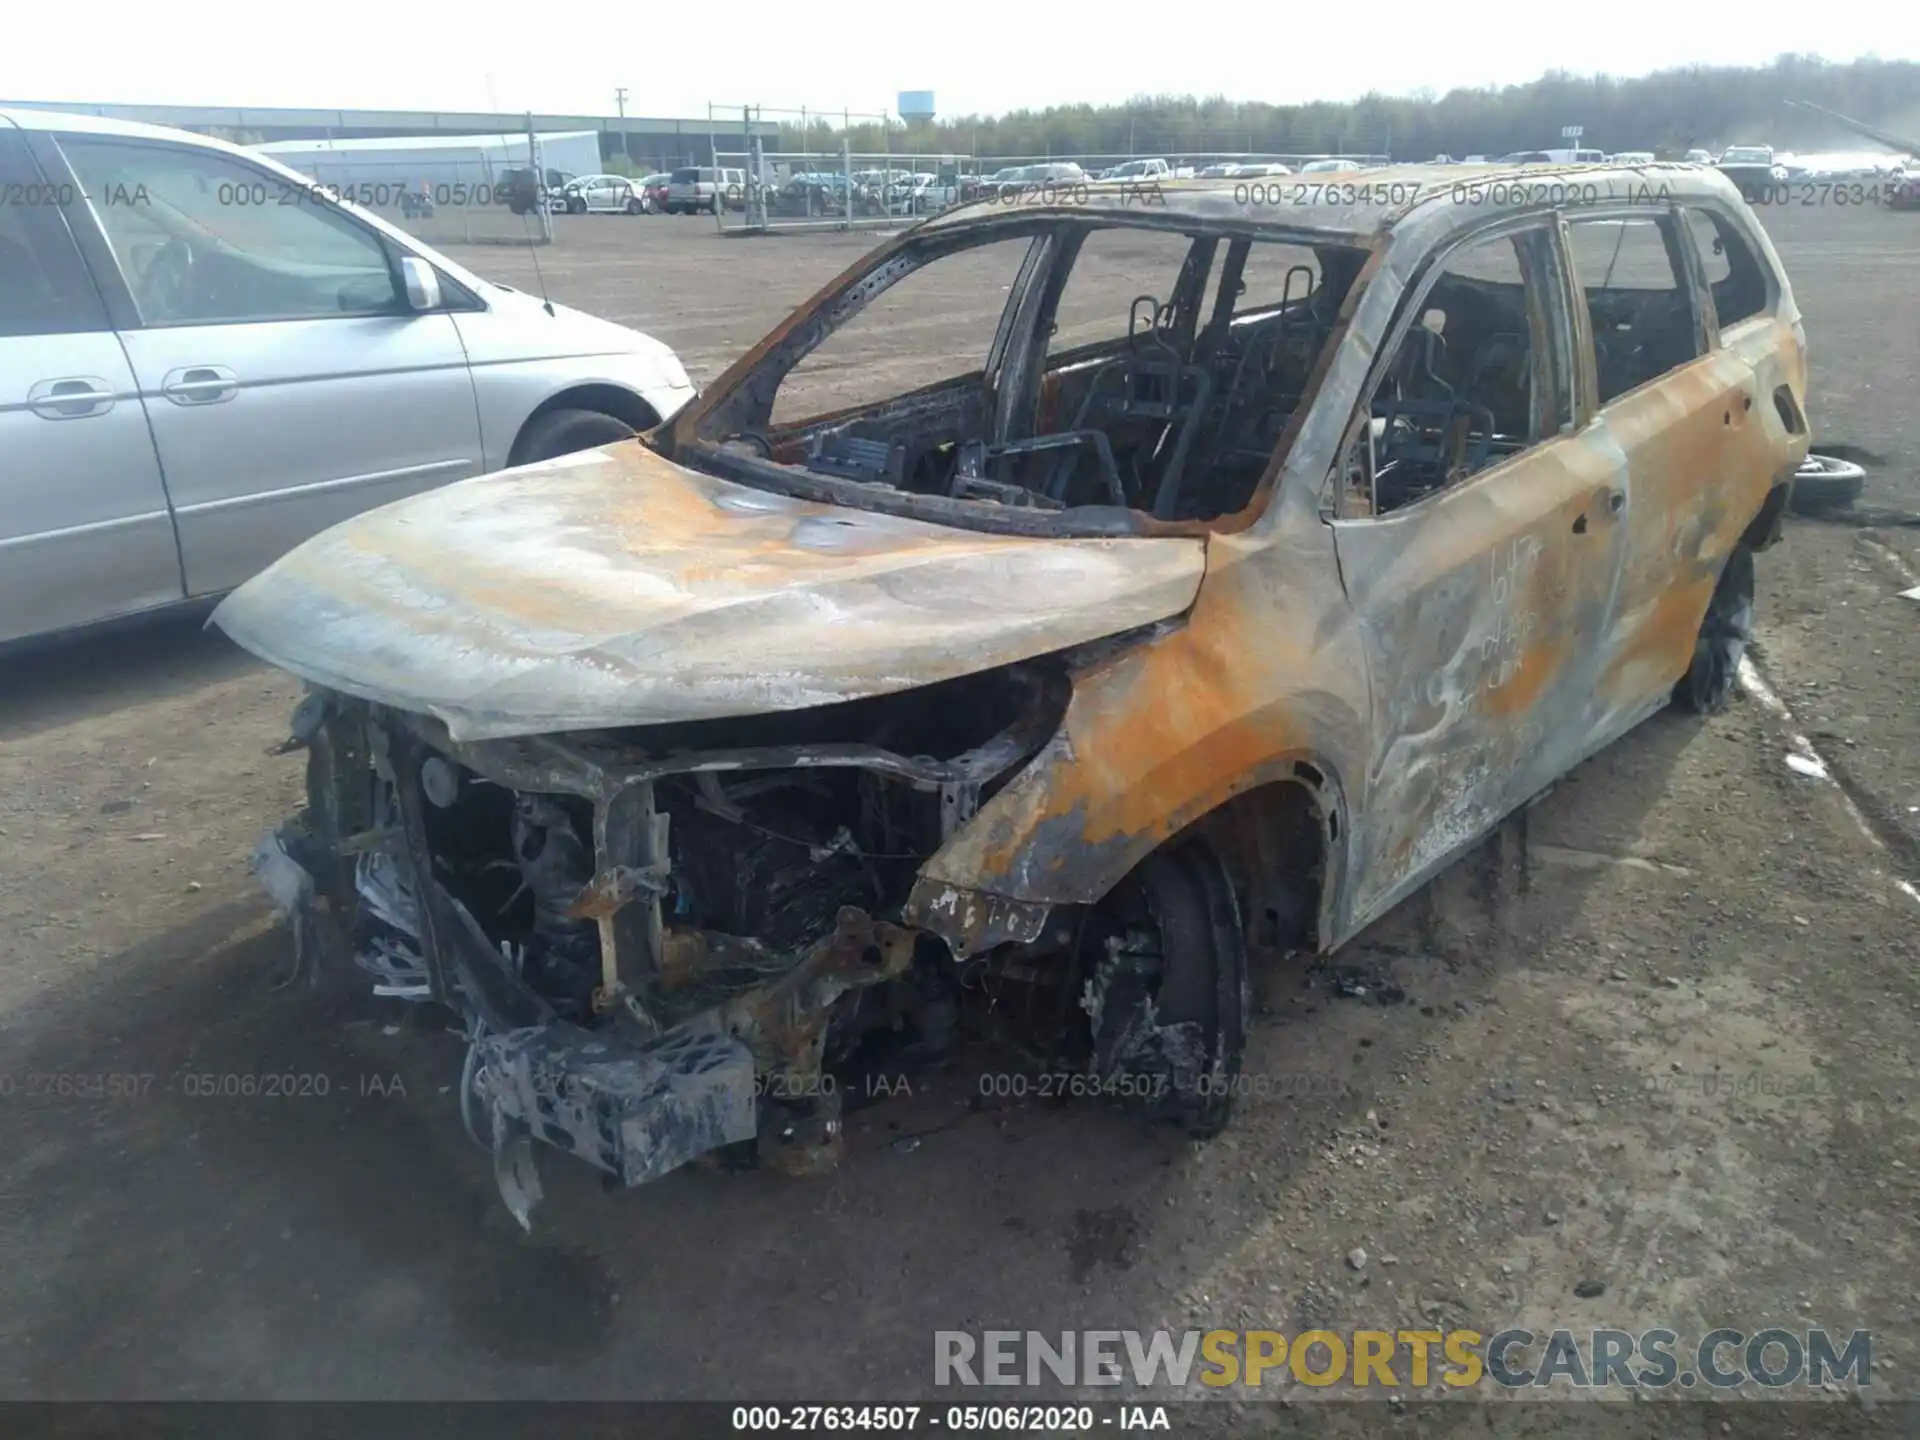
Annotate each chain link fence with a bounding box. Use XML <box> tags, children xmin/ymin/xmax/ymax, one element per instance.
<box><xmin>711</xmin><ymin>145</ymin><xmax>978</xmax><ymax>234</ymax></box>
<box><xmin>700</xmin><ymin>105</ymin><xmax>971</xmax><ymax>234</ymax></box>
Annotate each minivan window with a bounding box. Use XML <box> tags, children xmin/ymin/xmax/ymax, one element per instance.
<box><xmin>60</xmin><ymin>138</ymin><xmax>400</xmax><ymax>327</ymax></box>
<box><xmin>671</xmin><ymin>168</ymin><xmax>698</xmax><ymax>184</ymax></box>
<box><xmin>1334</xmin><ymin>227</ymin><xmax>1567</xmax><ymax>517</ymax></box>
<box><xmin>1683</xmin><ymin>208</ymin><xmax>1768</xmax><ymax>330</ymax></box>
<box><xmin>1566</xmin><ymin>215</ymin><xmax>1703</xmax><ymax>403</ymax></box>
<box><xmin>0</xmin><ymin>132</ymin><xmax>110</xmax><ymax>337</ymax></box>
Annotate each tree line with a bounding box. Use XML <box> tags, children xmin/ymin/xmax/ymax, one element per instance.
<box><xmin>767</xmin><ymin>55</ymin><xmax>1920</xmax><ymax>161</ymax></box>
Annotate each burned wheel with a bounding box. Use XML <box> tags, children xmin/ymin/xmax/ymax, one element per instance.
<box><xmin>1087</xmin><ymin>840</ymin><xmax>1248</xmax><ymax>1137</ymax></box>
<box><xmin>1673</xmin><ymin>544</ymin><xmax>1754</xmax><ymax>715</ymax></box>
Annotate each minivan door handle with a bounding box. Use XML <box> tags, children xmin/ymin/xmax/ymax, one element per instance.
<box><xmin>28</xmin><ymin>376</ymin><xmax>116</xmax><ymax>419</ymax></box>
<box><xmin>161</xmin><ymin>365</ymin><xmax>239</xmax><ymax>405</ymax></box>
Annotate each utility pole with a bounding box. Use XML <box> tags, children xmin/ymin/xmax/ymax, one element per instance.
<box><xmin>615</xmin><ymin>87</ymin><xmax>628</xmax><ymax>118</ymax></box>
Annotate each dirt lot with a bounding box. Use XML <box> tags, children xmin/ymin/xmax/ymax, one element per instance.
<box><xmin>1</xmin><ymin>202</ymin><xmax>1917</xmax><ymax>1417</ymax></box>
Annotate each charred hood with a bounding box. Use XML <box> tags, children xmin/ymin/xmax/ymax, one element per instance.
<box><xmin>212</xmin><ymin>444</ymin><xmax>1206</xmax><ymax>740</ymax></box>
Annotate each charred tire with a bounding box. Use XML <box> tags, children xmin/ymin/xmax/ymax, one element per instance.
<box><xmin>515</xmin><ymin>408</ymin><xmax>637</xmax><ymax>464</ymax></box>
<box><xmin>625</xmin><ymin>195</ymin><xmax>642</xmax><ymax>215</ymax></box>
<box><xmin>1672</xmin><ymin>544</ymin><xmax>1754</xmax><ymax>715</ymax></box>
<box><xmin>1092</xmin><ymin>841</ymin><xmax>1248</xmax><ymax>1138</ymax></box>
<box><xmin>1789</xmin><ymin>454</ymin><xmax>1867</xmax><ymax>515</ymax></box>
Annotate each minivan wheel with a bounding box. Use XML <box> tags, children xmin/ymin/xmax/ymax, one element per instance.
<box><xmin>1086</xmin><ymin>840</ymin><xmax>1248</xmax><ymax>1137</ymax></box>
<box><xmin>1673</xmin><ymin>545</ymin><xmax>1754</xmax><ymax>715</ymax></box>
<box><xmin>516</xmin><ymin>408</ymin><xmax>637</xmax><ymax>464</ymax></box>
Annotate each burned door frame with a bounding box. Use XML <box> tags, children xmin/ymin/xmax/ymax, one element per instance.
<box><xmin>1323</xmin><ymin>211</ymin><xmax>1631</xmax><ymax>933</ymax></box>
<box><xmin>1555</xmin><ymin>203</ymin><xmax>1781</xmax><ymax>724</ymax></box>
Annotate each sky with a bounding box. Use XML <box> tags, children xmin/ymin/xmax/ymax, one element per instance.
<box><xmin>6</xmin><ymin>0</ymin><xmax>1915</xmax><ymax>121</ymax></box>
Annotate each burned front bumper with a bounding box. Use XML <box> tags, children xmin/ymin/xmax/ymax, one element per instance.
<box><xmin>255</xmin><ymin>677</ymin><xmax>1060</xmax><ymax>1223</ymax></box>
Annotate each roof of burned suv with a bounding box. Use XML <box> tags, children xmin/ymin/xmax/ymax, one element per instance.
<box><xmin>922</xmin><ymin>161</ymin><xmax>1751</xmax><ymax>243</ymax></box>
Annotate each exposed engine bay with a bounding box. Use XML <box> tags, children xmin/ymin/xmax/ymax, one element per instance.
<box><xmin>258</xmin><ymin>657</ymin><xmax>1248</xmax><ymax>1227</ymax></box>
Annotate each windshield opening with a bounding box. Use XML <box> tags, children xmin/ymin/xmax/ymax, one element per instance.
<box><xmin>672</xmin><ymin>217</ymin><xmax>1369</xmax><ymax>536</ymax></box>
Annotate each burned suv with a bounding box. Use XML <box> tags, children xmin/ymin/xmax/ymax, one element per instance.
<box><xmin>219</xmin><ymin>164</ymin><xmax>1809</xmax><ymax>1225</ymax></box>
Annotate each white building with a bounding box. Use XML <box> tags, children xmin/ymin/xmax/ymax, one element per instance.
<box><xmin>253</xmin><ymin>130</ymin><xmax>605</xmax><ymax>192</ymax></box>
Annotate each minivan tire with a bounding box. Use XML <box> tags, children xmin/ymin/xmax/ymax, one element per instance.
<box><xmin>1672</xmin><ymin>545</ymin><xmax>1754</xmax><ymax>715</ymax></box>
<box><xmin>1789</xmin><ymin>454</ymin><xmax>1867</xmax><ymax>515</ymax></box>
<box><xmin>516</xmin><ymin>409</ymin><xmax>637</xmax><ymax>464</ymax></box>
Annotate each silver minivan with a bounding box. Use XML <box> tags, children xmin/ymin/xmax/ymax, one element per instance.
<box><xmin>0</xmin><ymin>108</ymin><xmax>697</xmax><ymax>646</ymax></box>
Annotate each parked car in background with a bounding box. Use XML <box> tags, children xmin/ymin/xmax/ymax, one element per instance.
<box><xmin>1718</xmin><ymin>146</ymin><xmax>1783</xmax><ymax>199</ymax></box>
<box><xmin>1610</xmin><ymin>151</ymin><xmax>1657</xmax><ymax>166</ymax></box>
<box><xmin>972</xmin><ymin>163</ymin><xmax>1085</xmax><ymax>198</ymax></box>
<box><xmin>1684</xmin><ymin>148</ymin><xmax>1716</xmax><ymax>164</ymax></box>
<box><xmin>1300</xmin><ymin>158</ymin><xmax>1364</xmax><ymax>173</ymax></box>
<box><xmin>889</xmin><ymin>173</ymin><xmax>958</xmax><ymax>214</ymax></box>
<box><xmin>0</xmin><ymin>107</ymin><xmax>695</xmax><ymax>646</ymax></box>
<box><xmin>1497</xmin><ymin>149</ymin><xmax>1605</xmax><ymax>165</ymax></box>
<box><xmin>1098</xmin><ymin>158</ymin><xmax>1173</xmax><ymax>183</ymax></box>
<box><xmin>219</xmin><ymin>160</ymin><xmax>1810</xmax><ymax>1224</ymax></box>
<box><xmin>496</xmin><ymin>167</ymin><xmax>579</xmax><ymax>214</ymax></box>
<box><xmin>1016</xmin><ymin>161</ymin><xmax>1089</xmax><ymax>190</ymax></box>
<box><xmin>494</xmin><ymin>165</ymin><xmax>548</xmax><ymax>215</ymax></box>
<box><xmin>1235</xmin><ymin>161</ymin><xmax>1293</xmax><ymax>177</ymax></box>
<box><xmin>665</xmin><ymin>166</ymin><xmax>746</xmax><ymax>215</ymax></box>
<box><xmin>560</xmin><ymin>173</ymin><xmax>647</xmax><ymax>215</ymax></box>
<box><xmin>779</xmin><ymin>171</ymin><xmax>854</xmax><ymax>215</ymax></box>
<box><xmin>970</xmin><ymin>165</ymin><xmax>1029</xmax><ymax>199</ymax></box>
<box><xmin>850</xmin><ymin>168</ymin><xmax>916</xmax><ymax>201</ymax></box>
<box><xmin>638</xmin><ymin>172</ymin><xmax>671</xmax><ymax>212</ymax></box>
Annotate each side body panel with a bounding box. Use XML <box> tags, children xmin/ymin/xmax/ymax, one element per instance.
<box><xmin>119</xmin><ymin>315</ymin><xmax>483</xmax><ymax>597</ymax></box>
<box><xmin>912</xmin><ymin>520</ymin><xmax>1373</xmax><ymax>943</ymax></box>
<box><xmin>0</xmin><ymin>330</ymin><xmax>184</xmax><ymax>641</ymax></box>
<box><xmin>1571</xmin><ymin>208</ymin><xmax>1808</xmax><ymax>719</ymax></box>
<box><xmin>1330</xmin><ymin>431</ymin><xmax>1629</xmax><ymax>929</ymax></box>
<box><xmin>911</xmin><ymin>180</ymin><xmax>1806</xmax><ymax>957</ymax></box>
<box><xmin>0</xmin><ymin>125</ymin><xmax>184</xmax><ymax>642</ymax></box>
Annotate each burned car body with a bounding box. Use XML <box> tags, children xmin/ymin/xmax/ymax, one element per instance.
<box><xmin>218</xmin><ymin>164</ymin><xmax>1810</xmax><ymax>1221</ymax></box>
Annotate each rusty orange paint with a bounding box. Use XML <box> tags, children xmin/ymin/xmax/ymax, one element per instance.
<box><xmin>926</xmin><ymin>525</ymin><xmax>1369</xmax><ymax>909</ymax></box>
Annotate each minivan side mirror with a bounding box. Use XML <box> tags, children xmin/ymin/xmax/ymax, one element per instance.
<box><xmin>400</xmin><ymin>255</ymin><xmax>442</xmax><ymax>312</ymax></box>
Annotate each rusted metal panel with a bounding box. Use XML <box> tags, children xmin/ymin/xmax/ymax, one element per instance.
<box><xmin>910</xmin><ymin>167</ymin><xmax>1808</xmax><ymax>952</ymax></box>
<box><xmin>212</xmin><ymin>444</ymin><xmax>1204</xmax><ymax>741</ymax></box>
<box><xmin>909</xmin><ymin>524</ymin><xmax>1373</xmax><ymax>944</ymax></box>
